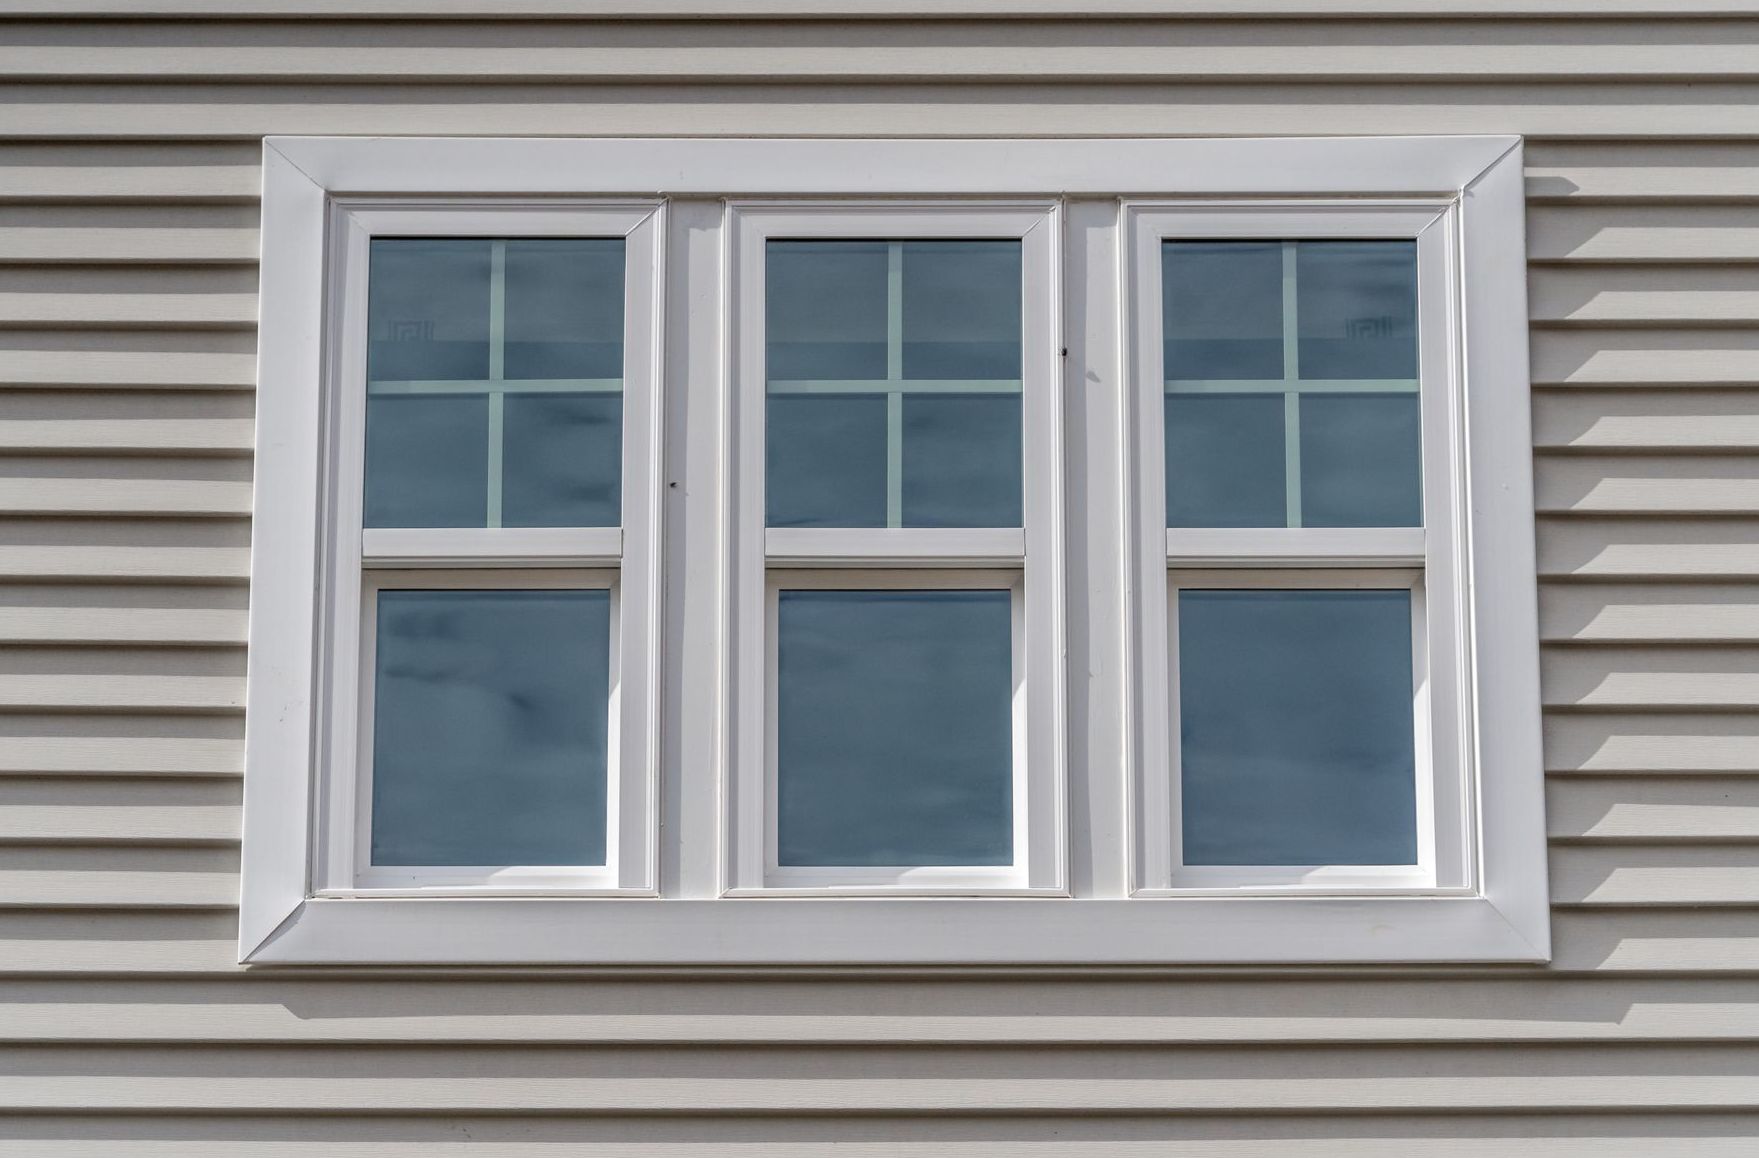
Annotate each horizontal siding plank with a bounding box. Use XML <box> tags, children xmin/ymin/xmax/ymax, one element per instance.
<box><xmin>0</xmin><ymin>349</ymin><xmax>255</xmax><ymax>390</ymax></box>
<box><xmin>9</xmin><ymin>22</ymin><xmax>1759</xmax><ymax>83</ymax></box>
<box><xmin>2</xmin><ymin>1044</ymin><xmax>1759</xmax><ymax>1113</ymax></box>
<box><xmin>1535</xmin><ymin>455</ymin><xmax>1759</xmax><ymax>515</ymax></box>
<box><xmin>0</xmin><ymin>292</ymin><xmax>255</xmax><ymax>330</ymax></box>
<box><xmin>0</xmin><ymin>734</ymin><xmax>241</xmax><ymax>778</ymax></box>
<box><xmin>8</xmin><ymin>83</ymin><xmax>1759</xmax><ymax>139</ymax></box>
<box><xmin>1549</xmin><ymin>777</ymin><xmax>1759</xmax><ymax>841</ymax></box>
<box><xmin>0</xmin><ymin>546</ymin><xmax>248</xmax><ymax>583</ymax></box>
<box><xmin>1530</xmin><ymin>207</ymin><xmax>1759</xmax><ymax>263</ymax></box>
<box><xmin>16</xmin><ymin>1</ymin><xmax>1759</xmax><ymax>16</ymax></box>
<box><xmin>0</xmin><ymin>606</ymin><xmax>245</xmax><ymax>646</ymax></box>
<box><xmin>1541</xmin><ymin>646</ymin><xmax>1759</xmax><ymax>711</ymax></box>
<box><xmin>0</xmin><ymin>228</ymin><xmax>257</xmax><ymax>265</ymax></box>
<box><xmin>1530</xmin><ymin>268</ymin><xmax>1759</xmax><ymax>327</ymax></box>
<box><xmin>1533</xmin><ymin>331</ymin><xmax>1759</xmax><ymax>388</ymax></box>
<box><xmin>1541</xmin><ymin>585</ymin><xmax>1759</xmax><ymax>643</ymax></box>
<box><xmin>1533</xmin><ymin>389</ymin><xmax>1759</xmax><ymax>451</ymax></box>
<box><xmin>0</xmin><ymin>419</ymin><xmax>253</xmax><ymax>456</ymax></box>
<box><xmin>0</xmin><ymin>675</ymin><xmax>243</xmax><ymax>714</ymax></box>
<box><xmin>0</xmin><ymin>167</ymin><xmax>259</xmax><ymax>205</ymax></box>
<box><xmin>1537</xmin><ymin>517</ymin><xmax>1759</xmax><ymax>579</ymax></box>
<box><xmin>0</xmin><ymin>477</ymin><xmax>250</xmax><ymax>518</ymax></box>
<box><xmin>1528</xmin><ymin>166</ymin><xmax>1759</xmax><ymax>205</ymax></box>
<box><xmin>0</xmin><ymin>978</ymin><xmax>1758</xmax><ymax>1046</ymax></box>
<box><xmin>1552</xmin><ymin>909</ymin><xmax>1759</xmax><ymax>972</ymax></box>
<box><xmin>0</xmin><ymin>869</ymin><xmax>236</xmax><ymax>910</ymax></box>
<box><xmin>1553</xmin><ymin>846</ymin><xmax>1759</xmax><ymax>906</ymax></box>
<box><xmin>0</xmin><ymin>780</ymin><xmax>238</xmax><ymax>844</ymax></box>
<box><xmin>1546</xmin><ymin>714</ymin><xmax>1759</xmax><ymax>775</ymax></box>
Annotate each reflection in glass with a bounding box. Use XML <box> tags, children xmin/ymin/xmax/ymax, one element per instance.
<box><xmin>901</xmin><ymin>241</ymin><xmax>1022</xmax><ymax>379</ymax></box>
<box><xmin>765</xmin><ymin>239</ymin><xmax>1023</xmax><ymax>529</ymax></box>
<box><xmin>502</xmin><ymin>393</ymin><xmax>622</xmax><ymax>528</ymax></box>
<box><xmin>503</xmin><ymin>238</ymin><xmax>625</xmax><ymax>380</ymax></box>
<box><xmin>777</xmin><ymin>589</ymin><xmax>1013</xmax><ymax>867</ymax></box>
<box><xmin>363</xmin><ymin>237</ymin><xmax>626</xmax><ymax>529</ymax></box>
<box><xmin>1297</xmin><ymin>241</ymin><xmax>1419</xmax><ymax>380</ymax></box>
<box><xmin>364</xmin><ymin>394</ymin><xmax>489</xmax><ymax>528</ymax></box>
<box><xmin>766</xmin><ymin>241</ymin><xmax>889</xmax><ymax>380</ymax></box>
<box><xmin>1301</xmin><ymin>393</ymin><xmax>1422</xmax><ymax>527</ymax></box>
<box><xmin>766</xmin><ymin>394</ymin><xmax>889</xmax><ymax>528</ymax></box>
<box><xmin>1162</xmin><ymin>241</ymin><xmax>1283</xmax><ymax>381</ymax></box>
<box><xmin>1165</xmin><ymin>393</ymin><xmax>1285</xmax><ymax>528</ymax></box>
<box><xmin>371</xmin><ymin>589</ymin><xmax>611</xmax><ymax>867</ymax></box>
<box><xmin>367</xmin><ymin>239</ymin><xmax>491</xmax><ymax>383</ymax></box>
<box><xmin>1177</xmin><ymin>589</ymin><xmax>1417</xmax><ymax>866</ymax></box>
<box><xmin>902</xmin><ymin>395</ymin><xmax>1022</xmax><ymax>528</ymax></box>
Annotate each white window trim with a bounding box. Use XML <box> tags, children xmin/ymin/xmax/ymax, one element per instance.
<box><xmin>243</xmin><ymin>135</ymin><xmax>1546</xmax><ymax>965</ymax></box>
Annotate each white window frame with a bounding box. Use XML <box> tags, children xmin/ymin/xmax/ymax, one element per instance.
<box><xmin>243</xmin><ymin>135</ymin><xmax>1546</xmax><ymax>965</ymax></box>
<box><xmin>1127</xmin><ymin>204</ymin><xmax>1471</xmax><ymax>897</ymax></box>
<box><xmin>725</xmin><ymin>203</ymin><xmax>1065</xmax><ymax>896</ymax></box>
<box><xmin>311</xmin><ymin>200</ymin><xmax>665</xmax><ymax>903</ymax></box>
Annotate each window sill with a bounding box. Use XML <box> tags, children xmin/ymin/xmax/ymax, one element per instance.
<box><xmin>243</xmin><ymin>894</ymin><xmax>1547</xmax><ymax>966</ymax></box>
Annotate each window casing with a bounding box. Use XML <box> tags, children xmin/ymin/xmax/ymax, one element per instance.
<box><xmin>243</xmin><ymin>136</ymin><xmax>1547</xmax><ymax>965</ymax></box>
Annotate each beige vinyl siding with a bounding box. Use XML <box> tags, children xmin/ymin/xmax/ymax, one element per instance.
<box><xmin>1</xmin><ymin>9</ymin><xmax>1757</xmax><ymax>1153</ymax></box>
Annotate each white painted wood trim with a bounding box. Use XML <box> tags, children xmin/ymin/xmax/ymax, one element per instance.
<box><xmin>765</xmin><ymin>528</ymin><xmax>1025</xmax><ymax>566</ymax></box>
<box><xmin>267</xmin><ymin>137</ymin><xmax>1518</xmax><ymax>199</ymax></box>
<box><xmin>362</xmin><ymin>528</ymin><xmax>623</xmax><ymax>567</ymax></box>
<box><xmin>243</xmin><ymin>134</ymin><xmax>1545</xmax><ymax>965</ymax></box>
<box><xmin>239</xmin><ymin>143</ymin><xmax>328</xmax><ymax>960</ymax></box>
<box><xmin>249</xmin><ymin>894</ymin><xmax>1546</xmax><ymax>965</ymax></box>
<box><xmin>1166</xmin><ymin>528</ymin><xmax>1426</xmax><ymax>567</ymax></box>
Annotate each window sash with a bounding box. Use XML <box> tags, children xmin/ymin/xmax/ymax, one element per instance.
<box><xmin>313</xmin><ymin>201</ymin><xmax>663</xmax><ymax>896</ymax></box>
<box><xmin>1149</xmin><ymin>568</ymin><xmax>1440</xmax><ymax>894</ymax></box>
<box><xmin>738</xmin><ymin>569</ymin><xmax>1034</xmax><ymax>894</ymax></box>
<box><xmin>726</xmin><ymin>203</ymin><xmax>1067</xmax><ymax>894</ymax></box>
<box><xmin>342</xmin><ymin>568</ymin><xmax>632</xmax><ymax>894</ymax></box>
<box><xmin>1125</xmin><ymin>202</ymin><xmax>1474</xmax><ymax>896</ymax></box>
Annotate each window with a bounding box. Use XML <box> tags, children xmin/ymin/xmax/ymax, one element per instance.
<box><xmin>1128</xmin><ymin>208</ymin><xmax>1468</xmax><ymax>896</ymax></box>
<box><xmin>244</xmin><ymin>137</ymin><xmax>1547</xmax><ymax>965</ymax></box>
<box><xmin>725</xmin><ymin>206</ymin><xmax>1063</xmax><ymax>895</ymax></box>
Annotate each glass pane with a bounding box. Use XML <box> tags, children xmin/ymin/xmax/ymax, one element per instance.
<box><xmin>766</xmin><ymin>241</ymin><xmax>888</xmax><ymax>380</ymax></box>
<box><xmin>503</xmin><ymin>238</ymin><xmax>625</xmax><ymax>380</ymax></box>
<box><xmin>1165</xmin><ymin>393</ymin><xmax>1285</xmax><ymax>528</ymax></box>
<box><xmin>364</xmin><ymin>394</ymin><xmax>489</xmax><ymax>528</ymax></box>
<box><xmin>777</xmin><ymin>589</ymin><xmax>1013</xmax><ymax>867</ymax></box>
<box><xmin>766</xmin><ymin>394</ymin><xmax>888</xmax><ymax>528</ymax></box>
<box><xmin>370</xmin><ymin>589</ymin><xmax>611</xmax><ymax>867</ymax></box>
<box><xmin>901</xmin><ymin>240</ymin><xmax>1022</xmax><ymax>379</ymax></box>
<box><xmin>1297</xmin><ymin>241</ymin><xmax>1419</xmax><ymax>380</ymax></box>
<box><xmin>1176</xmin><ymin>589</ymin><xmax>1418</xmax><ymax>866</ymax></box>
<box><xmin>364</xmin><ymin>237</ymin><xmax>627</xmax><ymax>530</ymax></box>
<box><xmin>1162</xmin><ymin>241</ymin><xmax>1283</xmax><ymax>381</ymax></box>
<box><xmin>1301</xmin><ymin>393</ymin><xmax>1422</xmax><ymax>527</ymax></box>
<box><xmin>902</xmin><ymin>395</ymin><xmax>1022</xmax><ymax>528</ymax></box>
<box><xmin>367</xmin><ymin>239</ymin><xmax>491</xmax><ymax>383</ymax></box>
<box><xmin>765</xmin><ymin>239</ymin><xmax>1023</xmax><ymax>529</ymax></box>
<box><xmin>502</xmin><ymin>393</ymin><xmax>622</xmax><ymax>528</ymax></box>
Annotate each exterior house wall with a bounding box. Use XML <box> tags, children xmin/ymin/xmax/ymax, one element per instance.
<box><xmin>1</xmin><ymin>5</ymin><xmax>1757</xmax><ymax>1152</ymax></box>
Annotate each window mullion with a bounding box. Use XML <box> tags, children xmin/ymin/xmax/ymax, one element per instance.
<box><xmin>486</xmin><ymin>239</ymin><xmax>507</xmax><ymax>529</ymax></box>
<box><xmin>1280</xmin><ymin>240</ymin><xmax>1303</xmax><ymax>530</ymax></box>
<box><xmin>885</xmin><ymin>241</ymin><xmax>905</xmax><ymax>529</ymax></box>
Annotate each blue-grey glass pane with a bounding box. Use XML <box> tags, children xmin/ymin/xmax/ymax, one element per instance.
<box><xmin>502</xmin><ymin>393</ymin><xmax>622</xmax><ymax>528</ymax></box>
<box><xmin>901</xmin><ymin>395</ymin><xmax>1022</xmax><ymax>528</ymax></box>
<box><xmin>1162</xmin><ymin>241</ymin><xmax>1284</xmax><ymax>381</ymax></box>
<box><xmin>371</xmin><ymin>589</ymin><xmax>610</xmax><ymax>867</ymax></box>
<box><xmin>503</xmin><ymin>238</ymin><xmax>625</xmax><ymax>380</ymax></box>
<box><xmin>901</xmin><ymin>240</ymin><xmax>1022</xmax><ymax>380</ymax></box>
<box><xmin>1297</xmin><ymin>241</ymin><xmax>1418</xmax><ymax>380</ymax></box>
<box><xmin>766</xmin><ymin>394</ymin><xmax>888</xmax><ymax>528</ymax></box>
<box><xmin>364</xmin><ymin>394</ymin><xmax>489</xmax><ymax>528</ymax></box>
<box><xmin>1178</xmin><ymin>590</ymin><xmax>1418</xmax><ymax>866</ymax></box>
<box><xmin>777</xmin><ymin>590</ymin><xmax>1013</xmax><ymax>867</ymax></box>
<box><xmin>766</xmin><ymin>241</ymin><xmax>888</xmax><ymax>380</ymax></box>
<box><xmin>367</xmin><ymin>239</ymin><xmax>490</xmax><ymax>382</ymax></box>
<box><xmin>1301</xmin><ymin>392</ymin><xmax>1422</xmax><ymax>528</ymax></box>
<box><xmin>1165</xmin><ymin>393</ymin><xmax>1286</xmax><ymax>528</ymax></box>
